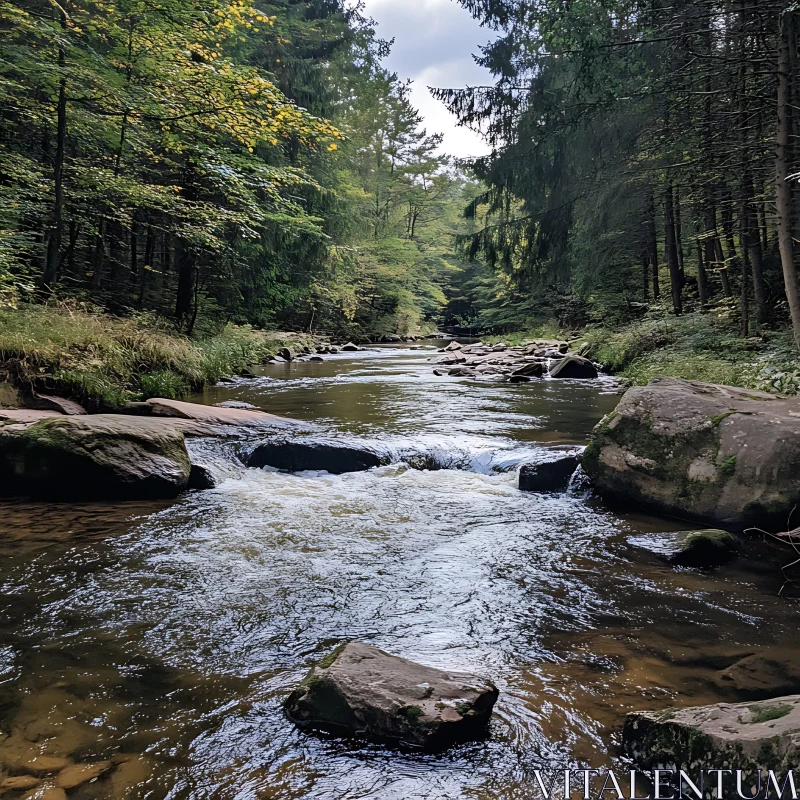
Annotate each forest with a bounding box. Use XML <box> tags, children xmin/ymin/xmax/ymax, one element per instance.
<box><xmin>2</xmin><ymin>0</ymin><xmax>800</xmax><ymax>396</ymax></box>
<box><xmin>0</xmin><ymin>0</ymin><xmax>482</xmax><ymax>340</ymax></box>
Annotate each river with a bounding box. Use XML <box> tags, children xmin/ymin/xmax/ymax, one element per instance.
<box><xmin>0</xmin><ymin>343</ymin><xmax>793</xmax><ymax>799</ymax></box>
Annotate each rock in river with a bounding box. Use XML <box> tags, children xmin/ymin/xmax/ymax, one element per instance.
<box><xmin>714</xmin><ymin>648</ymin><xmax>800</xmax><ymax>700</ymax></box>
<box><xmin>0</xmin><ymin>415</ymin><xmax>192</xmax><ymax>500</ymax></box>
<box><xmin>582</xmin><ymin>377</ymin><xmax>800</xmax><ymax>531</ymax></box>
<box><xmin>285</xmin><ymin>642</ymin><xmax>499</xmax><ymax>751</ymax></box>
<box><xmin>248</xmin><ymin>438</ymin><xmax>389</xmax><ymax>474</ymax></box>
<box><xmin>669</xmin><ymin>529</ymin><xmax>739</xmax><ymax>569</ymax></box>
<box><xmin>519</xmin><ymin>452</ymin><xmax>582</xmax><ymax>492</ymax></box>
<box><xmin>548</xmin><ymin>355</ymin><xmax>598</xmax><ymax>379</ymax></box>
<box><xmin>624</xmin><ymin>695</ymin><xmax>800</xmax><ymax>785</ymax></box>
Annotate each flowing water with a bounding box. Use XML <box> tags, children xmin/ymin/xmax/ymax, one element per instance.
<box><xmin>0</xmin><ymin>343</ymin><xmax>795</xmax><ymax>799</ymax></box>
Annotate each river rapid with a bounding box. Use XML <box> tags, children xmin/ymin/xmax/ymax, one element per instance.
<box><xmin>0</xmin><ymin>343</ymin><xmax>794</xmax><ymax>799</ymax></box>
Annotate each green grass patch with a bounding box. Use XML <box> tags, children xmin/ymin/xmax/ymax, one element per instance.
<box><xmin>749</xmin><ymin>704</ymin><xmax>792</xmax><ymax>724</ymax></box>
<box><xmin>719</xmin><ymin>456</ymin><xmax>737</xmax><ymax>479</ymax></box>
<box><xmin>0</xmin><ymin>304</ymin><xmax>320</xmax><ymax>409</ymax></box>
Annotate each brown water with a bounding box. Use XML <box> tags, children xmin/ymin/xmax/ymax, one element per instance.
<box><xmin>0</xmin><ymin>343</ymin><xmax>795</xmax><ymax>799</ymax></box>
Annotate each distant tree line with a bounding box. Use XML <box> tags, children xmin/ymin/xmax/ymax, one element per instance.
<box><xmin>435</xmin><ymin>0</ymin><xmax>800</xmax><ymax>345</ymax></box>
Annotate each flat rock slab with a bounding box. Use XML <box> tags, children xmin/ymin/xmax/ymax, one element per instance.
<box><xmin>146</xmin><ymin>398</ymin><xmax>301</xmax><ymax>428</ymax></box>
<box><xmin>582</xmin><ymin>377</ymin><xmax>800</xmax><ymax>531</ymax></box>
<box><xmin>32</xmin><ymin>394</ymin><xmax>88</xmax><ymax>415</ymax></box>
<box><xmin>624</xmin><ymin>695</ymin><xmax>800</xmax><ymax>784</ymax></box>
<box><xmin>285</xmin><ymin>642</ymin><xmax>498</xmax><ymax>751</ymax></box>
<box><xmin>0</xmin><ymin>409</ymin><xmax>63</xmax><ymax>426</ymax></box>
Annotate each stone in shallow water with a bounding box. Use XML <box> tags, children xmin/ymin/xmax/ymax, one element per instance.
<box><xmin>548</xmin><ymin>356</ymin><xmax>598</xmax><ymax>379</ymax></box>
<box><xmin>188</xmin><ymin>463</ymin><xmax>217</xmax><ymax>490</ymax></box>
<box><xmin>55</xmin><ymin>761</ymin><xmax>112</xmax><ymax>790</ymax></box>
<box><xmin>669</xmin><ymin>529</ymin><xmax>739</xmax><ymax>569</ymax></box>
<box><xmin>519</xmin><ymin>453</ymin><xmax>581</xmax><ymax>492</ymax></box>
<box><xmin>248</xmin><ymin>439</ymin><xmax>389</xmax><ymax>474</ymax></box>
<box><xmin>1</xmin><ymin>775</ymin><xmax>41</xmax><ymax>791</ymax></box>
<box><xmin>714</xmin><ymin>648</ymin><xmax>800</xmax><ymax>700</ymax></box>
<box><xmin>285</xmin><ymin>642</ymin><xmax>499</xmax><ymax>751</ymax></box>
<box><xmin>624</xmin><ymin>695</ymin><xmax>800</xmax><ymax>783</ymax></box>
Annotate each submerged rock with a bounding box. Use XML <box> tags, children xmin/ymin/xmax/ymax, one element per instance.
<box><xmin>669</xmin><ymin>529</ymin><xmax>739</xmax><ymax>569</ymax></box>
<box><xmin>248</xmin><ymin>438</ymin><xmax>389</xmax><ymax>474</ymax></box>
<box><xmin>285</xmin><ymin>642</ymin><xmax>498</xmax><ymax>751</ymax></box>
<box><xmin>714</xmin><ymin>648</ymin><xmax>800</xmax><ymax>700</ymax></box>
<box><xmin>0</xmin><ymin>415</ymin><xmax>192</xmax><ymax>500</ymax></box>
<box><xmin>548</xmin><ymin>356</ymin><xmax>598</xmax><ymax>379</ymax></box>
<box><xmin>624</xmin><ymin>695</ymin><xmax>800</xmax><ymax>783</ymax></box>
<box><xmin>519</xmin><ymin>453</ymin><xmax>581</xmax><ymax>492</ymax></box>
<box><xmin>582</xmin><ymin>377</ymin><xmax>800</xmax><ymax>531</ymax></box>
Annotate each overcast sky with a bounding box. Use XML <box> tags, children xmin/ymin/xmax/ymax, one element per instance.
<box><xmin>359</xmin><ymin>0</ymin><xmax>494</xmax><ymax>159</ymax></box>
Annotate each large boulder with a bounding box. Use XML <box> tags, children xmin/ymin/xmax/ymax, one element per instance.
<box><xmin>582</xmin><ymin>378</ymin><xmax>800</xmax><ymax>531</ymax></box>
<box><xmin>285</xmin><ymin>642</ymin><xmax>498</xmax><ymax>751</ymax></box>
<box><xmin>624</xmin><ymin>695</ymin><xmax>800</xmax><ymax>787</ymax></box>
<box><xmin>519</xmin><ymin>453</ymin><xmax>581</xmax><ymax>492</ymax></box>
<box><xmin>548</xmin><ymin>356</ymin><xmax>598</xmax><ymax>379</ymax></box>
<box><xmin>714</xmin><ymin>648</ymin><xmax>800</xmax><ymax>700</ymax></box>
<box><xmin>0</xmin><ymin>416</ymin><xmax>192</xmax><ymax>500</ymax></box>
<box><xmin>248</xmin><ymin>438</ymin><xmax>389</xmax><ymax>474</ymax></box>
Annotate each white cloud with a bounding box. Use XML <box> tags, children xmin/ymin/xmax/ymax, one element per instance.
<box><xmin>359</xmin><ymin>0</ymin><xmax>494</xmax><ymax>158</ymax></box>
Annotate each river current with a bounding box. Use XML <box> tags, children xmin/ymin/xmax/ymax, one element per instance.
<box><xmin>0</xmin><ymin>343</ymin><xmax>793</xmax><ymax>799</ymax></box>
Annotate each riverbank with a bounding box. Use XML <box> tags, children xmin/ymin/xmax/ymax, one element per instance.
<box><xmin>0</xmin><ymin>305</ymin><xmax>325</xmax><ymax>411</ymax></box>
<box><xmin>485</xmin><ymin>311</ymin><xmax>800</xmax><ymax>396</ymax></box>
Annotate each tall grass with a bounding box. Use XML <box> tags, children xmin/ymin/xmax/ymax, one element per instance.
<box><xmin>0</xmin><ymin>305</ymin><xmax>316</xmax><ymax>408</ymax></box>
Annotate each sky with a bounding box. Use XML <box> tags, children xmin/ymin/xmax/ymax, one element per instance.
<box><xmin>359</xmin><ymin>0</ymin><xmax>494</xmax><ymax>159</ymax></box>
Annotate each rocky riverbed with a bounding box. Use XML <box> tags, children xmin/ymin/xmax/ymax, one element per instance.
<box><xmin>2</xmin><ymin>344</ymin><xmax>800</xmax><ymax>796</ymax></box>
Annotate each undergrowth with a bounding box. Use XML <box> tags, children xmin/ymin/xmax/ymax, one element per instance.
<box><xmin>0</xmin><ymin>304</ymin><xmax>318</xmax><ymax>409</ymax></box>
<box><xmin>583</xmin><ymin>312</ymin><xmax>800</xmax><ymax>394</ymax></box>
<box><xmin>484</xmin><ymin>307</ymin><xmax>800</xmax><ymax>395</ymax></box>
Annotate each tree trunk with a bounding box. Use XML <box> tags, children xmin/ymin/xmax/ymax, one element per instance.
<box><xmin>175</xmin><ymin>239</ymin><xmax>195</xmax><ymax>327</ymax></box>
<box><xmin>664</xmin><ymin>183</ymin><xmax>682</xmax><ymax>315</ymax></box>
<box><xmin>42</xmin><ymin>22</ymin><xmax>68</xmax><ymax>289</ymax></box>
<box><xmin>642</xmin><ymin>253</ymin><xmax>650</xmax><ymax>301</ymax></box>
<box><xmin>675</xmin><ymin>186</ymin><xmax>685</xmax><ymax>280</ymax></box>
<box><xmin>777</xmin><ymin>11</ymin><xmax>800</xmax><ymax>350</ymax></box>
<box><xmin>647</xmin><ymin>189</ymin><xmax>660</xmax><ymax>300</ymax></box>
<box><xmin>696</xmin><ymin>242</ymin><xmax>709</xmax><ymax>307</ymax></box>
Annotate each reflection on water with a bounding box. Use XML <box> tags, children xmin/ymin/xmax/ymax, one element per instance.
<box><xmin>0</xmin><ymin>344</ymin><xmax>794</xmax><ymax>799</ymax></box>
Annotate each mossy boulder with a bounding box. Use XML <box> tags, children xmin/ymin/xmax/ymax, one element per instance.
<box><xmin>285</xmin><ymin>642</ymin><xmax>499</xmax><ymax>751</ymax></box>
<box><xmin>670</xmin><ymin>529</ymin><xmax>739</xmax><ymax>569</ymax></box>
<box><xmin>582</xmin><ymin>378</ymin><xmax>800</xmax><ymax>531</ymax></box>
<box><xmin>0</xmin><ymin>415</ymin><xmax>193</xmax><ymax>500</ymax></box>
<box><xmin>624</xmin><ymin>695</ymin><xmax>800</xmax><ymax>786</ymax></box>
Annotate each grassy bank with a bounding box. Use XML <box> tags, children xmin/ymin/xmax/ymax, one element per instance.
<box><xmin>0</xmin><ymin>305</ymin><xmax>320</xmax><ymax>409</ymax></box>
<box><xmin>487</xmin><ymin>311</ymin><xmax>800</xmax><ymax>395</ymax></box>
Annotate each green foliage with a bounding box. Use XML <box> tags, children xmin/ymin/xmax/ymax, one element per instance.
<box><xmin>138</xmin><ymin>370</ymin><xmax>189</xmax><ymax>401</ymax></box>
<box><xmin>0</xmin><ymin>305</ymin><xmax>314</xmax><ymax>407</ymax></box>
<box><xmin>749</xmin><ymin>704</ymin><xmax>792</xmax><ymax>724</ymax></box>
